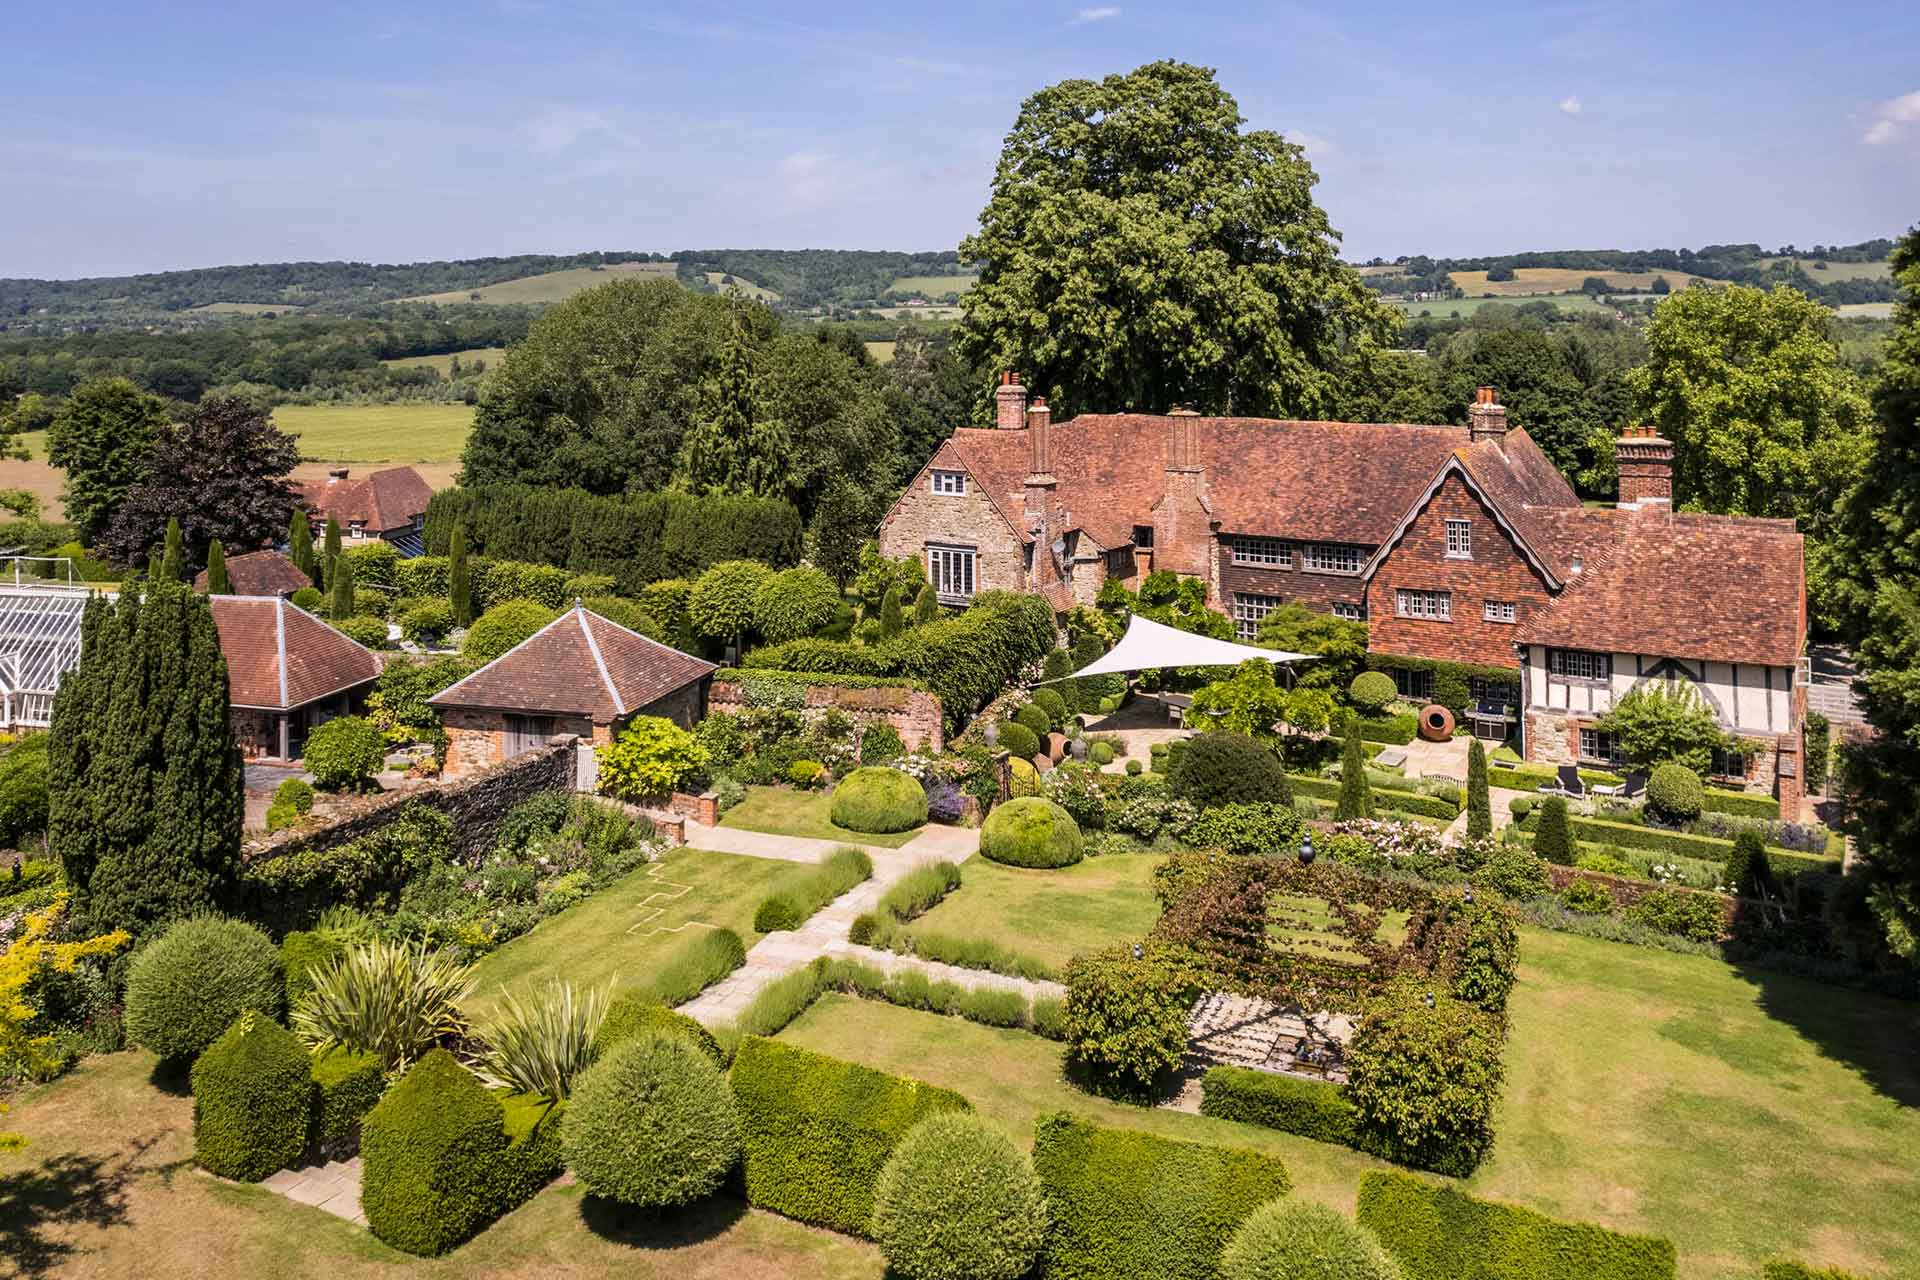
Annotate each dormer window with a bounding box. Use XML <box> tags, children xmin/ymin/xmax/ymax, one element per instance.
<box><xmin>931</xmin><ymin>470</ymin><xmax>967</xmax><ymax>496</ymax></box>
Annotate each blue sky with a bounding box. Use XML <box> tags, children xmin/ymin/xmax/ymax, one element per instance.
<box><xmin>3</xmin><ymin>1</ymin><xmax>1916</xmax><ymax>278</ymax></box>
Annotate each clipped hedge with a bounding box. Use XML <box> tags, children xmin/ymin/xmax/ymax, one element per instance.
<box><xmin>1547</xmin><ymin>813</ymin><xmax>1841</xmax><ymax>876</ymax></box>
<box><xmin>1757</xmin><ymin>1263</ymin><xmax>1870</xmax><ymax>1280</ymax></box>
<box><xmin>1356</xmin><ymin>1170</ymin><xmax>1676</xmax><ymax>1280</ymax></box>
<box><xmin>730</xmin><ymin>1037</ymin><xmax>970</xmax><ymax>1236</ymax></box>
<box><xmin>282</xmin><ymin>929</ymin><xmax>345</xmax><ymax>1005</ymax></box>
<box><xmin>1031</xmin><ymin>1111</ymin><xmax>1292</xmax><ymax>1280</ymax></box>
<box><xmin>124</xmin><ymin>916</ymin><xmax>285</xmax><ymax>1062</ymax></box>
<box><xmin>311</xmin><ymin>1046</ymin><xmax>387</xmax><ymax>1154</ymax></box>
<box><xmin>190</xmin><ymin>1013</ymin><xmax>313</xmax><ymax>1181</ymax></box>
<box><xmin>1199</xmin><ymin>1065</ymin><xmax>1358</xmax><ymax>1146</ymax></box>
<box><xmin>1287</xmin><ymin>775</ymin><xmax>1460</xmax><ymax>821</ymax></box>
<box><xmin>561</xmin><ymin>1033</ymin><xmax>742</xmax><ymax>1208</ymax></box>
<box><xmin>1222</xmin><ymin>1198</ymin><xmax>1406</xmax><ymax>1280</ymax></box>
<box><xmin>754</xmin><ymin>846</ymin><xmax>873</xmax><ymax>932</ymax></box>
<box><xmin>830</xmin><ymin>767</ymin><xmax>929</xmax><ymax>834</ymax></box>
<box><xmin>871</xmin><ymin>1111</ymin><xmax>1049</xmax><ymax>1280</ymax></box>
<box><xmin>360</xmin><ymin>1050</ymin><xmax>564</xmax><ymax>1256</ymax></box>
<box><xmin>980</xmin><ymin>797</ymin><xmax>1084</xmax><ymax>869</ymax></box>
<box><xmin>595</xmin><ymin>994</ymin><xmax>725</xmax><ymax>1066</ymax></box>
<box><xmin>1351</xmin><ymin>714</ymin><xmax>1418</xmax><ymax>746</ymax></box>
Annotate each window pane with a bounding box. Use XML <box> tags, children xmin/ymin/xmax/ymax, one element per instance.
<box><xmin>1232</xmin><ymin>537</ymin><xmax>1291</xmax><ymax>566</ymax></box>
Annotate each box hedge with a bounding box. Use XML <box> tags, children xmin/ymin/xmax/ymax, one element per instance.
<box><xmin>1287</xmin><ymin>775</ymin><xmax>1459</xmax><ymax>821</ymax></box>
<box><xmin>1199</xmin><ymin>1065</ymin><xmax>1358</xmax><ymax>1147</ymax></box>
<box><xmin>595</xmin><ymin>993</ymin><xmax>725</xmax><ymax>1066</ymax></box>
<box><xmin>1356</xmin><ymin>1170</ymin><xmax>1676</xmax><ymax>1280</ymax></box>
<box><xmin>1030</xmin><ymin>1110</ymin><xmax>1292</xmax><ymax>1280</ymax></box>
<box><xmin>730</xmin><ymin>1037</ymin><xmax>970</xmax><ymax>1236</ymax></box>
<box><xmin>359</xmin><ymin>1050</ymin><xmax>564</xmax><ymax>1256</ymax></box>
<box><xmin>1757</xmin><ymin>1262</ymin><xmax>1869</xmax><ymax>1280</ymax></box>
<box><xmin>1351</xmin><ymin>714</ymin><xmax>1418</xmax><ymax>746</ymax></box>
<box><xmin>190</xmin><ymin>1013</ymin><xmax>313</xmax><ymax>1181</ymax></box>
<box><xmin>310</xmin><ymin>1046</ymin><xmax>386</xmax><ymax>1155</ymax></box>
<box><xmin>1539</xmin><ymin>813</ymin><xmax>1841</xmax><ymax>876</ymax></box>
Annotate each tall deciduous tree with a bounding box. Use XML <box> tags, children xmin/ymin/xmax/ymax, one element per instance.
<box><xmin>45</xmin><ymin>378</ymin><xmax>169</xmax><ymax>543</ymax></box>
<box><xmin>1629</xmin><ymin>284</ymin><xmax>1870</xmax><ymax>525</ymax></box>
<box><xmin>48</xmin><ymin>585</ymin><xmax>242</xmax><ymax>933</ymax></box>
<box><xmin>956</xmin><ymin>60</ymin><xmax>1396</xmax><ymax>420</ymax></box>
<box><xmin>98</xmin><ymin>395</ymin><xmax>300</xmax><ymax>567</ymax></box>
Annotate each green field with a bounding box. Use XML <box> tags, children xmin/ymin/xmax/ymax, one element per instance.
<box><xmin>399</xmin><ymin>259</ymin><xmax>678</xmax><ymax>305</ymax></box>
<box><xmin>1450</xmin><ymin>267</ymin><xmax>1707</xmax><ymax>295</ymax></box>
<box><xmin>381</xmin><ymin>346</ymin><xmax>508</xmax><ymax>374</ymax></box>
<box><xmin>863</xmin><ymin>340</ymin><xmax>897</xmax><ymax>363</ymax></box>
<box><xmin>871</xmin><ymin>304</ymin><xmax>965</xmax><ymax>321</ymax></box>
<box><xmin>704</xmin><ymin>271</ymin><xmax>780</xmax><ymax>301</ymax></box>
<box><xmin>1835</xmin><ymin>302</ymin><xmax>1896</xmax><ymax>319</ymax></box>
<box><xmin>271</xmin><ymin>402</ymin><xmax>474</xmax><ymax>463</ymax></box>
<box><xmin>889</xmin><ymin>273</ymin><xmax>976</xmax><ymax>297</ymax></box>
<box><xmin>1394</xmin><ymin>293</ymin><xmax>1619</xmax><ymax>319</ymax></box>
<box><xmin>184</xmin><ymin>301</ymin><xmax>304</xmax><ymax>315</ymax></box>
<box><xmin>717</xmin><ymin>786</ymin><xmax>919</xmax><ymax>849</ymax></box>
<box><xmin>1759</xmin><ymin>257</ymin><xmax>1892</xmax><ymax>283</ymax></box>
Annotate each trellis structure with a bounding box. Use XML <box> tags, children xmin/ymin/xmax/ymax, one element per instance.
<box><xmin>0</xmin><ymin>570</ymin><xmax>100</xmax><ymax>730</ymax></box>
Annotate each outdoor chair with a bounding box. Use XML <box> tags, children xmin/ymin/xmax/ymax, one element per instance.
<box><xmin>1537</xmin><ymin>764</ymin><xmax>1586</xmax><ymax>797</ymax></box>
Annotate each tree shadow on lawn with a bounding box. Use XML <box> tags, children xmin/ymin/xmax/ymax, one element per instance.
<box><xmin>1731</xmin><ymin>959</ymin><xmax>1920</xmax><ymax>1108</ymax></box>
<box><xmin>579</xmin><ymin>1189</ymin><xmax>749</xmax><ymax>1248</ymax></box>
<box><xmin>147</xmin><ymin>1057</ymin><xmax>193</xmax><ymax>1098</ymax></box>
<box><xmin>0</xmin><ymin>1134</ymin><xmax>158</xmax><ymax>1279</ymax></box>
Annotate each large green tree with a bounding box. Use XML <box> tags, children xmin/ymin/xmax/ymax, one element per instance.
<box><xmin>1629</xmin><ymin>284</ymin><xmax>1870</xmax><ymax>523</ymax></box>
<box><xmin>48</xmin><ymin>585</ymin><xmax>243</xmax><ymax>934</ymax></box>
<box><xmin>955</xmin><ymin>60</ymin><xmax>1396</xmax><ymax>420</ymax></box>
<box><xmin>45</xmin><ymin>378</ymin><xmax>170</xmax><ymax>543</ymax></box>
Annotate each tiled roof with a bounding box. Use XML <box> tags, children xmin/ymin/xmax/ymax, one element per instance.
<box><xmin>429</xmin><ymin>605</ymin><xmax>716</xmax><ymax>721</ymax></box>
<box><xmin>1515</xmin><ymin>508</ymin><xmax>1805</xmax><ymax>667</ymax></box>
<box><xmin>195</xmin><ymin>549</ymin><xmax>311</xmax><ymax>598</ymax></box>
<box><xmin>208</xmin><ymin>596</ymin><xmax>383</xmax><ymax>710</ymax></box>
<box><xmin>299</xmin><ymin>466</ymin><xmax>434</xmax><ymax>534</ymax></box>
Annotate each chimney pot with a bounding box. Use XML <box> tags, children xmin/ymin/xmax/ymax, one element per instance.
<box><xmin>327</xmin><ymin>467</ymin><xmax>349</xmax><ymax>485</ymax></box>
<box><xmin>995</xmin><ymin>371</ymin><xmax>1028</xmax><ymax>431</ymax></box>
<box><xmin>1467</xmin><ymin>388</ymin><xmax>1508</xmax><ymax>442</ymax></box>
<box><xmin>1616</xmin><ymin>424</ymin><xmax>1673</xmax><ymax>507</ymax></box>
<box><xmin>1027</xmin><ymin>399</ymin><xmax>1052</xmax><ymax>475</ymax></box>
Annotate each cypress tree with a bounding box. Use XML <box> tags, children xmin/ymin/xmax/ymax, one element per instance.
<box><xmin>289</xmin><ymin>508</ymin><xmax>315</xmax><ymax>583</ymax></box>
<box><xmin>320</xmin><ymin>516</ymin><xmax>342</xmax><ymax>591</ymax></box>
<box><xmin>1466</xmin><ymin>737</ymin><xmax>1492</xmax><ymax>840</ymax></box>
<box><xmin>47</xmin><ymin>595</ymin><xmax>115</xmax><ymax>898</ymax></box>
<box><xmin>147</xmin><ymin>549</ymin><xmax>163</xmax><ymax>584</ymax></box>
<box><xmin>879</xmin><ymin>585</ymin><xmax>904</xmax><ymax>639</ymax></box>
<box><xmin>1336</xmin><ymin>726</ymin><xmax>1372</xmax><ymax>820</ymax></box>
<box><xmin>331</xmin><ymin>551</ymin><xmax>356</xmax><ymax>620</ymax></box>
<box><xmin>205</xmin><ymin>540</ymin><xmax>229</xmax><ymax>594</ymax></box>
<box><xmin>1534</xmin><ymin>796</ymin><xmax>1573</xmax><ymax>865</ymax></box>
<box><xmin>160</xmin><ymin>517</ymin><xmax>185</xmax><ymax>583</ymax></box>
<box><xmin>449</xmin><ymin>522</ymin><xmax>473</xmax><ymax>627</ymax></box>
<box><xmin>913</xmin><ymin>582</ymin><xmax>937</xmax><ymax>626</ymax></box>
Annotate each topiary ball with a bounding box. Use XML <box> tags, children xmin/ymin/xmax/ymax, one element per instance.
<box><xmin>561</xmin><ymin>1032</ymin><xmax>742</xmax><ymax>1208</ymax></box>
<box><xmin>980</xmin><ymin>797</ymin><xmax>1083</xmax><ymax>869</ymax></box>
<box><xmin>463</xmin><ymin>599</ymin><xmax>559</xmax><ymax>663</ymax></box>
<box><xmin>830</xmin><ymin>766</ymin><xmax>929</xmax><ymax>834</ymax></box>
<box><xmin>995</xmin><ymin>720</ymin><xmax>1040</xmax><ymax>761</ymax></box>
<box><xmin>872</xmin><ymin>1111</ymin><xmax>1049</xmax><ymax>1280</ymax></box>
<box><xmin>1220</xmin><ymin>1198</ymin><xmax>1404</xmax><ymax>1280</ymax></box>
<box><xmin>1349</xmin><ymin>671</ymin><xmax>1398</xmax><ymax>716</ymax></box>
<box><xmin>1089</xmin><ymin>741</ymin><xmax>1116</xmax><ymax>766</ymax></box>
<box><xmin>125</xmin><ymin>916</ymin><xmax>284</xmax><ymax>1062</ymax></box>
<box><xmin>334</xmin><ymin>615</ymin><xmax>390</xmax><ymax>650</ymax></box>
<box><xmin>1646</xmin><ymin>763</ymin><xmax>1704</xmax><ymax>823</ymax></box>
<box><xmin>303</xmin><ymin>714</ymin><xmax>388</xmax><ymax>790</ymax></box>
<box><xmin>595</xmin><ymin>994</ymin><xmax>726</xmax><ymax>1066</ymax></box>
<box><xmin>190</xmin><ymin>1011</ymin><xmax>313</xmax><ymax>1180</ymax></box>
<box><xmin>1030</xmin><ymin>688</ymin><xmax>1068</xmax><ymax>730</ymax></box>
<box><xmin>1125</xmin><ymin>758</ymin><xmax>1143</xmax><ymax>776</ymax></box>
<box><xmin>1013</xmin><ymin>702</ymin><xmax>1052</xmax><ymax>738</ymax></box>
<box><xmin>1167</xmin><ymin>731</ymin><xmax>1292</xmax><ymax>809</ymax></box>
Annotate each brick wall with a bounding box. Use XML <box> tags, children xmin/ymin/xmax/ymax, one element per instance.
<box><xmin>878</xmin><ymin>443</ymin><xmax>1028</xmax><ymax>599</ymax></box>
<box><xmin>443</xmin><ymin>708</ymin><xmax>600</xmax><ymax>777</ymax></box>
<box><xmin>245</xmin><ymin>735</ymin><xmax>577</xmax><ymax>866</ymax></box>
<box><xmin>710</xmin><ymin>677</ymin><xmax>945</xmax><ymax>751</ymax></box>
<box><xmin>1367</xmin><ymin>471</ymin><xmax>1553</xmax><ymax>669</ymax></box>
<box><xmin>1215</xmin><ymin>539</ymin><xmax>1369</xmax><ymax>621</ymax></box>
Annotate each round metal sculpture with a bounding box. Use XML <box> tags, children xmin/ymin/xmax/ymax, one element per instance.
<box><xmin>1418</xmin><ymin>703</ymin><xmax>1455</xmax><ymax>742</ymax></box>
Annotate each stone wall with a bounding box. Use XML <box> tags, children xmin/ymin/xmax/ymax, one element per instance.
<box><xmin>877</xmin><ymin>439</ymin><xmax>1028</xmax><ymax>601</ymax></box>
<box><xmin>246</xmin><ymin>735</ymin><xmax>578</xmax><ymax>865</ymax></box>
<box><xmin>709</xmin><ymin>676</ymin><xmax>945</xmax><ymax>752</ymax></box>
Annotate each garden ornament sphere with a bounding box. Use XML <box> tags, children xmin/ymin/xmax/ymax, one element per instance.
<box><xmin>1298</xmin><ymin>832</ymin><xmax>1316</xmax><ymax>866</ymax></box>
<box><xmin>1423</xmin><ymin>991</ymin><xmax>1436</xmax><ymax>1008</ymax></box>
<box><xmin>1132</xmin><ymin>943</ymin><xmax>1143</xmax><ymax>961</ymax></box>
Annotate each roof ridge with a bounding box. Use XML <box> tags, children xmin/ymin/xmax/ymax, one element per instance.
<box><xmin>274</xmin><ymin>596</ymin><xmax>288</xmax><ymax>708</ymax></box>
<box><xmin>575</xmin><ymin>605</ymin><xmax>626</xmax><ymax>716</ymax></box>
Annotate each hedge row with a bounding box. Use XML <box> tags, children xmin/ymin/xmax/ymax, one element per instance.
<box><xmin>1199</xmin><ymin>1065</ymin><xmax>1358</xmax><ymax>1146</ymax></box>
<box><xmin>190</xmin><ymin>1015</ymin><xmax>388</xmax><ymax>1181</ymax></box>
<box><xmin>1535</xmin><ymin>812</ymin><xmax>1841</xmax><ymax>876</ymax></box>
<box><xmin>1356</xmin><ymin>1170</ymin><xmax>1677</xmax><ymax>1280</ymax></box>
<box><xmin>1031</xmin><ymin>1110</ymin><xmax>1291</xmax><ymax>1280</ymax></box>
<box><xmin>424</xmin><ymin>485</ymin><xmax>804</xmax><ymax>594</ymax></box>
<box><xmin>1363</xmin><ymin>654</ymin><xmax>1518</xmax><ymax>718</ymax></box>
<box><xmin>1352</xmin><ymin>714</ymin><xmax>1418</xmax><ymax>746</ymax></box>
<box><xmin>713</xmin><ymin>668</ymin><xmax>930</xmax><ymax>693</ymax></box>
<box><xmin>744</xmin><ymin>592</ymin><xmax>1056</xmax><ymax>733</ymax></box>
<box><xmin>1490</xmin><ymin>760</ymin><xmax>1779</xmax><ymax>819</ymax></box>
<box><xmin>360</xmin><ymin>1050</ymin><xmax>564</xmax><ymax>1256</ymax></box>
<box><xmin>730</xmin><ymin>1037</ymin><xmax>970</xmax><ymax>1236</ymax></box>
<box><xmin>1288</xmin><ymin>774</ymin><xmax>1461</xmax><ymax>821</ymax></box>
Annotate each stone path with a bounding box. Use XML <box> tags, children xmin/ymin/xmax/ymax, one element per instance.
<box><xmin>261</xmin><ymin>1157</ymin><xmax>366</xmax><ymax>1225</ymax></box>
<box><xmin>821</xmin><ymin>939</ymin><xmax>1068</xmax><ymax>1001</ymax></box>
<box><xmin>679</xmin><ymin>822</ymin><xmax>982</xmax><ymax>1025</ymax></box>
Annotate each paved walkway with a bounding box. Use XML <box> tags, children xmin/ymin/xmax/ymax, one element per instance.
<box><xmin>261</xmin><ymin>1157</ymin><xmax>366</xmax><ymax>1225</ymax></box>
<box><xmin>679</xmin><ymin>821</ymin><xmax>982</xmax><ymax>1025</ymax></box>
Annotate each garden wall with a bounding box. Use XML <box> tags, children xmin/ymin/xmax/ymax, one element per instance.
<box><xmin>244</xmin><ymin>736</ymin><xmax>576</xmax><ymax>865</ymax></box>
<box><xmin>710</xmin><ymin>673</ymin><xmax>945</xmax><ymax>752</ymax></box>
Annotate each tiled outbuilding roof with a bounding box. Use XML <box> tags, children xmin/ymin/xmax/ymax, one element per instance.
<box><xmin>429</xmin><ymin>604</ymin><xmax>716</xmax><ymax>722</ymax></box>
<box><xmin>195</xmin><ymin>549</ymin><xmax>311</xmax><ymax>598</ymax></box>
<box><xmin>208</xmin><ymin>596</ymin><xmax>383</xmax><ymax>710</ymax></box>
<box><xmin>299</xmin><ymin>466</ymin><xmax>434</xmax><ymax>534</ymax></box>
<box><xmin>1515</xmin><ymin>508</ymin><xmax>1805</xmax><ymax>667</ymax></box>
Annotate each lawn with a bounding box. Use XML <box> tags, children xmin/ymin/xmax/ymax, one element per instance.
<box><xmin>0</xmin><ymin>1050</ymin><xmax>882</xmax><ymax>1279</ymax></box>
<box><xmin>781</xmin><ymin>929</ymin><xmax>1920</xmax><ymax>1280</ymax></box>
<box><xmin>703</xmin><ymin>272</ymin><xmax>780</xmax><ymax>301</ymax></box>
<box><xmin>271</xmin><ymin>403</ymin><xmax>474</xmax><ymax>464</ymax></box>
<box><xmin>399</xmin><ymin>260</ymin><xmax>678</xmax><ymax>305</ymax></box>
<box><xmin>465</xmin><ymin>847</ymin><xmax>796</xmax><ymax>1013</ymax></box>
<box><xmin>717</xmin><ymin>786</ymin><xmax>919</xmax><ymax>849</ymax></box>
<box><xmin>903</xmin><ymin>851</ymin><xmax>1166</xmax><ymax>973</ymax></box>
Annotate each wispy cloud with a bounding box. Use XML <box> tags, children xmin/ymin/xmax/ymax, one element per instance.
<box><xmin>1862</xmin><ymin>89</ymin><xmax>1920</xmax><ymax>144</ymax></box>
<box><xmin>1285</xmin><ymin>129</ymin><xmax>1334</xmax><ymax>157</ymax></box>
<box><xmin>1558</xmin><ymin>95</ymin><xmax>1583</xmax><ymax>117</ymax></box>
<box><xmin>1070</xmin><ymin>6</ymin><xmax>1122</xmax><ymax>24</ymax></box>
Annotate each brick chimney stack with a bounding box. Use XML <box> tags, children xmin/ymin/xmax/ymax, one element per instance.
<box><xmin>1616</xmin><ymin>424</ymin><xmax>1673</xmax><ymax>508</ymax></box>
<box><xmin>1165</xmin><ymin>404</ymin><xmax>1201</xmax><ymax>472</ymax></box>
<box><xmin>1026</xmin><ymin>398</ymin><xmax>1052</xmax><ymax>476</ymax></box>
<box><xmin>995</xmin><ymin>371</ymin><xmax>1028</xmax><ymax>431</ymax></box>
<box><xmin>1467</xmin><ymin>386</ymin><xmax>1509</xmax><ymax>442</ymax></box>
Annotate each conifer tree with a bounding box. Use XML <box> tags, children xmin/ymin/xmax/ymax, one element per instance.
<box><xmin>675</xmin><ymin>302</ymin><xmax>753</xmax><ymax>494</ymax></box>
<box><xmin>1336</xmin><ymin>725</ymin><xmax>1372</xmax><ymax>820</ymax></box>
<box><xmin>1466</xmin><ymin>737</ymin><xmax>1492</xmax><ymax>840</ymax></box>
<box><xmin>449</xmin><ymin>522</ymin><xmax>473</xmax><ymax>627</ymax></box>
<box><xmin>331</xmin><ymin>552</ymin><xmax>356</xmax><ymax>620</ymax></box>
<box><xmin>320</xmin><ymin>516</ymin><xmax>342</xmax><ymax>591</ymax></box>
<box><xmin>204</xmin><ymin>540</ymin><xmax>229</xmax><ymax>594</ymax></box>
<box><xmin>146</xmin><ymin>550</ymin><xmax>162</xmax><ymax>584</ymax></box>
<box><xmin>913</xmin><ymin>583</ymin><xmax>937</xmax><ymax>626</ymax></box>
<box><xmin>289</xmin><ymin>508</ymin><xmax>315</xmax><ymax>584</ymax></box>
<box><xmin>879</xmin><ymin>585</ymin><xmax>904</xmax><ymax>639</ymax></box>
<box><xmin>1533</xmin><ymin>796</ymin><xmax>1573</xmax><ymax>865</ymax></box>
<box><xmin>160</xmin><ymin>517</ymin><xmax>185</xmax><ymax>583</ymax></box>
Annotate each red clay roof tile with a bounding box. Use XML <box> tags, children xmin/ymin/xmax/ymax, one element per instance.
<box><xmin>208</xmin><ymin>596</ymin><xmax>383</xmax><ymax>710</ymax></box>
<box><xmin>428</xmin><ymin>605</ymin><xmax>715</xmax><ymax>721</ymax></box>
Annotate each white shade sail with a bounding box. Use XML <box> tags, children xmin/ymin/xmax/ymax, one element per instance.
<box><xmin>1042</xmin><ymin>612</ymin><xmax>1316</xmax><ymax>681</ymax></box>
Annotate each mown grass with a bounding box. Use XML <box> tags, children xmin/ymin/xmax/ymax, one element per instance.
<box><xmin>900</xmin><ymin>850</ymin><xmax>1166</xmax><ymax>973</ymax></box>
<box><xmin>782</xmin><ymin>926</ymin><xmax>1920</xmax><ymax>1280</ymax></box>
<box><xmin>717</xmin><ymin>786</ymin><xmax>918</xmax><ymax>849</ymax></box>
<box><xmin>272</xmin><ymin>402</ymin><xmax>474</xmax><ymax>463</ymax></box>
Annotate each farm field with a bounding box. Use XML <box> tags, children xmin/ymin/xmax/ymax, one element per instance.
<box><xmin>271</xmin><ymin>402</ymin><xmax>474</xmax><ymax>464</ymax></box>
<box><xmin>862</xmin><ymin>340</ymin><xmax>896</xmax><ymax>363</ymax></box>
<box><xmin>1394</xmin><ymin>293</ymin><xmax>1619</xmax><ymax>318</ymax></box>
<box><xmin>704</xmin><ymin>271</ymin><xmax>780</xmax><ymax>301</ymax></box>
<box><xmin>380</xmin><ymin>345</ymin><xmax>508</xmax><ymax>373</ymax></box>
<box><xmin>1759</xmin><ymin>257</ymin><xmax>1891</xmax><ymax>282</ymax></box>
<box><xmin>868</xmin><ymin>304</ymin><xmax>965</xmax><ymax>321</ymax></box>
<box><xmin>888</xmin><ymin>273</ymin><xmax>976</xmax><ymax>296</ymax></box>
<box><xmin>399</xmin><ymin>259</ymin><xmax>678</xmax><ymax>305</ymax></box>
<box><xmin>1835</xmin><ymin>302</ymin><xmax>1896</xmax><ymax>318</ymax></box>
<box><xmin>184</xmin><ymin>301</ymin><xmax>303</xmax><ymax>315</ymax></box>
<box><xmin>1449</xmin><ymin>266</ymin><xmax>1704</xmax><ymax>295</ymax></box>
